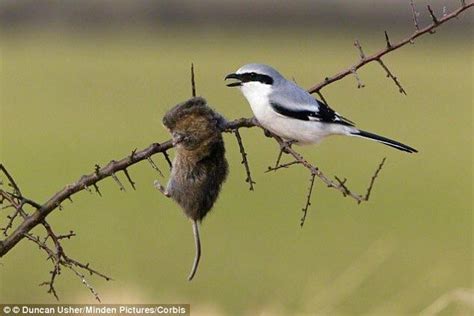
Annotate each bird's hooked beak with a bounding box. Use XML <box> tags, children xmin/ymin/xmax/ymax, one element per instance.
<box><xmin>224</xmin><ymin>73</ymin><xmax>242</xmax><ymax>87</ymax></box>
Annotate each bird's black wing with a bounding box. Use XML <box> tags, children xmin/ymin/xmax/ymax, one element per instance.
<box><xmin>270</xmin><ymin>99</ymin><xmax>355</xmax><ymax>127</ymax></box>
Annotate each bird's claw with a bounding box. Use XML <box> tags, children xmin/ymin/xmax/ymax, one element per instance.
<box><xmin>280</xmin><ymin>140</ymin><xmax>295</xmax><ymax>153</ymax></box>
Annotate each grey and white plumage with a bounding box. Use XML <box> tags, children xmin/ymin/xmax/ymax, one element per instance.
<box><xmin>225</xmin><ymin>63</ymin><xmax>417</xmax><ymax>153</ymax></box>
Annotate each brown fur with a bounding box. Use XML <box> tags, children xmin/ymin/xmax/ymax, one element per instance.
<box><xmin>160</xmin><ymin>97</ymin><xmax>228</xmax><ymax>280</ymax></box>
<box><xmin>163</xmin><ymin>97</ymin><xmax>228</xmax><ymax>221</ymax></box>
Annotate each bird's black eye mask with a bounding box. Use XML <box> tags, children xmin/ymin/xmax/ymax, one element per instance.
<box><xmin>225</xmin><ymin>72</ymin><xmax>274</xmax><ymax>86</ymax></box>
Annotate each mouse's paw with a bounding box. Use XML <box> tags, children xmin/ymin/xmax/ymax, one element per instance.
<box><xmin>154</xmin><ymin>180</ymin><xmax>170</xmax><ymax>197</ymax></box>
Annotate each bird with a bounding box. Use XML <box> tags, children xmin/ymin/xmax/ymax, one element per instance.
<box><xmin>225</xmin><ymin>63</ymin><xmax>417</xmax><ymax>153</ymax></box>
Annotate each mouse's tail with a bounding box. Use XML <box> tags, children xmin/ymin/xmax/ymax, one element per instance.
<box><xmin>188</xmin><ymin>220</ymin><xmax>201</xmax><ymax>281</ymax></box>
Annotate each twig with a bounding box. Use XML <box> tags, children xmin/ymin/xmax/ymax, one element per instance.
<box><xmin>384</xmin><ymin>30</ymin><xmax>392</xmax><ymax>49</ymax></box>
<box><xmin>111</xmin><ymin>172</ymin><xmax>126</xmax><ymax>192</ymax></box>
<box><xmin>162</xmin><ymin>151</ymin><xmax>173</xmax><ymax>169</ymax></box>
<box><xmin>410</xmin><ymin>0</ymin><xmax>421</xmax><ymax>31</ymax></box>
<box><xmin>272</xmin><ymin>146</ymin><xmax>285</xmax><ymax>170</ymax></box>
<box><xmin>92</xmin><ymin>183</ymin><xmax>102</xmax><ymax>197</ymax></box>
<box><xmin>427</xmin><ymin>5</ymin><xmax>439</xmax><ymax>25</ymax></box>
<box><xmin>363</xmin><ymin>158</ymin><xmax>386</xmax><ymax>201</ymax></box>
<box><xmin>307</xmin><ymin>3</ymin><xmax>474</xmax><ymax>94</ymax></box>
<box><xmin>300</xmin><ymin>173</ymin><xmax>316</xmax><ymax>227</ymax></box>
<box><xmin>147</xmin><ymin>157</ymin><xmax>164</xmax><ymax>177</ymax></box>
<box><xmin>334</xmin><ymin>176</ymin><xmax>350</xmax><ymax>197</ymax></box>
<box><xmin>23</xmin><ymin>218</ymin><xmax>111</xmax><ymax>301</ymax></box>
<box><xmin>0</xmin><ymin>164</ymin><xmax>22</xmax><ymax>196</ymax></box>
<box><xmin>68</xmin><ymin>265</ymin><xmax>102</xmax><ymax>302</ymax></box>
<box><xmin>316</xmin><ymin>91</ymin><xmax>329</xmax><ymax>105</ymax></box>
<box><xmin>270</xmin><ymin>140</ymin><xmax>296</xmax><ymax>170</ymax></box>
<box><xmin>234</xmin><ymin>129</ymin><xmax>255</xmax><ymax>191</ymax></box>
<box><xmin>354</xmin><ymin>39</ymin><xmax>366</xmax><ymax>60</ymax></box>
<box><xmin>268</xmin><ymin>132</ymin><xmax>386</xmax><ymax>205</ymax></box>
<box><xmin>376</xmin><ymin>59</ymin><xmax>406</xmax><ymax>95</ymax></box>
<box><xmin>191</xmin><ymin>63</ymin><xmax>196</xmax><ymax>97</ymax></box>
<box><xmin>266</xmin><ymin>160</ymin><xmax>301</xmax><ymax>173</ymax></box>
<box><xmin>123</xmin><ymin>169</ymin><xmax>136</xmax><ymax>190</ymax></box>
<box><xmin>350</xmin><ymin>67</ymin><xmax>365</xmax><ymax>89</ymax></box>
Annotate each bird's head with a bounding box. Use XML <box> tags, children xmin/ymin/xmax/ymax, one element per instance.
<box><xmin>225</xmin><ymin>64</ymin><xmax>283</xmax><ymax>94</ymax></box>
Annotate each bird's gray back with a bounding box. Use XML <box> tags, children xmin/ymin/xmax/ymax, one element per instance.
<box><xmin>270</xmin><ymin>79</ymin><xmax>320</xmax><ymax>111</ymax></box>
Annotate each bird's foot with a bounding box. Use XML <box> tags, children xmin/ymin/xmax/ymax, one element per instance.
<box><xmin>280</xmin><ymin>140</ymin><xmax>296</xmax><ymax>153</ymax></box>
<box><xmin>269</xmin><ymin>140</ymin><xmax>296</xmax><ymax>170</ymax></box>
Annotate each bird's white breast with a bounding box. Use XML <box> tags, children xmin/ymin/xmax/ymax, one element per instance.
<box><xmin>239</xmin><ymin>82</ymin><xmax>353</xmax><ymax>144</ymax></box>
<box><xmin>240</xmin><ymin>82</ymin><xmax>274</xmax><ymax>120</ymax></box>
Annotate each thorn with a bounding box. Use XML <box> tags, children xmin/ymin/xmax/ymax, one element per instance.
<box><xmin>376</xmin><ymin>59</ymin><xmax>407</xmax><ymax>95</ymax></box>
<box><xmin>350</xmin><ymin>67</ymin><xmax>365</xmax><ymax>89</ymax></box>
<box><xmin>300</xmin><ymin>173</ymin><xmax>316</xmax><ymax>227</ymax></box>
<box><xmin>130</xmin><ymin>148</ymin><xmax>137</xmax><ymax>161</ymax></box>
<box><xmin>316</xmin><ymin>91</ymin><xmax>328</xmax><ymax>105</ymax></box>
<box><xmin>234</xmin><ymin>129</ymin><xmax>255</xmax><ymax>191</ymax></box>
<box><xmin>94</xmin><ymin>164</ymin><xmax>100</xmax><ymax>176</ymax></box>
<box><xmin>162</xmin><ymin>151</ymin><xmax>173</xmax><ymax>170</ymax></box>
<box><xmin>111</xmin><ymin>173</ymin><xmax>126</xmax><ymax>192</ymax></box>
<box><xmin>147</xmin><ymin>157</ymin><xmax>164</xmax><ymax>177</ymax></box>
<box><xmin>364</xmin><ymin>157</ymin><xmax>386</xmax><ymax>201</ymax></box>
<box><xmin>191</xmin><ymin>63</ymin><xmax>196</xmax><ymax>97</ymax></box>
<box><xmin>410</xmin><ymin>0</ymin><xmax>420</xmax><ymax>31</ymax></box>
<box><xmin>354</xmin><ymin>39</ymin><xmax>366</xmax><ymax>60</ymax></box>
<box><xmin>123</xmin><ymin>169</ymin><xmax>136</xmax><ymax>190</ymax></box>
<box><xmin>427</xmin><ymin>5</ymin><xmax>439</xmax><ymax>25</ymax></box>
<box><xmin>92</xmin><ymin>183</ymin><xmax>102</xmax><ymax>197</ymax></box>
<box><xmin>384</xmin><ymin>30</ymin><xmax>392</xmax><ymax>48</ymax></box>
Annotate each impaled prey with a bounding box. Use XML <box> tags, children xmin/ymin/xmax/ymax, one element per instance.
<box><xmin>154</xmin><ymin>97</ymin><xmax>228</xmax><ymax>280</ymax></box>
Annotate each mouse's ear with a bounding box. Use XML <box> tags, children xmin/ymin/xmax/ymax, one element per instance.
<box><xmin>162</xmin><ymin>110</ymin><xmax>175</xmax><ymax>129</ymax></box>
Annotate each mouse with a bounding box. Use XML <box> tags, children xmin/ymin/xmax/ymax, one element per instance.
<box><xmin>154</xmin><ymin>96</ymin><xmax>228</xmax><ymax>280</ymax></box>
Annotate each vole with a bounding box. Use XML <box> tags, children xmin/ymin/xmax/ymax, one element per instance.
<box><xmin>154</xmin><ymin>97</ymin><xmax>228</xmax><ymax>280</ymax></box>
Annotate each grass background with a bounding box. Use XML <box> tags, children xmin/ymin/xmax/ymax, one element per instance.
<box><xmin>0</xmin><ymin>21</ymin><xmax>472</xmax><ymax>315</ymax></box>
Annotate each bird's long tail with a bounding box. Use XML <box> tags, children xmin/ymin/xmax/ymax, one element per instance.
<box><xmin>350</xmin><ymin>129</ymin><xmax>418</xmax><ymax>153</ymax></box>
<box><xmin>188</xmin><ymin>220</ymin><xmax>201</xmax><ymax>281</ymax></box>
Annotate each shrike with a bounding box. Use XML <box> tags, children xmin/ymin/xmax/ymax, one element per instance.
<box><xmin>225</xmin><ymin>63</ymin><xmax>417</xmax><ymax>153</ymax></box>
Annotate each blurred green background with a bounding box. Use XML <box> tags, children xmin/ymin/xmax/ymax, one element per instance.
<box><xmin>0</xmin><ymin>1</ymin><xmax>472</xmax><ymax>315</ymax></box>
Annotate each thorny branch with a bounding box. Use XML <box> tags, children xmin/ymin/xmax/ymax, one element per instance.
<box><xmin>307</xmin><ymin>1</ymin><xmax>473</xmax><ymax>94</ymax></box>
<box><xmin>301</xmin><ymin>173</ymin><xmax>316</xmax><ymax>227</ymax></box>
<box><xmin>0</xmin><ymin>175</ymin><xmax>110</xmax><ymax>301</ymax></box>
<box><xmin>267</xmin><ymin>132</ymin><xmax>387</xmax><ymax>204</ymax></box>
<box><xmin>410</xmin><ymin>0</ymin><xmax>421</xmax><ymax>31</ymax></box>
<box><xmin>0</xmin><ymin>140</ymin><xmax>172</xmax><ymax>258</ymax></box>
<box><xmin>0</xmin><ymin>2</ymin><xmax>471</xmax><ymax>301</ymax></box>
<box><xmin>233</xmin><ymin>129</ymin><xmax>256</xmax><ymax>191</ymax></box>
